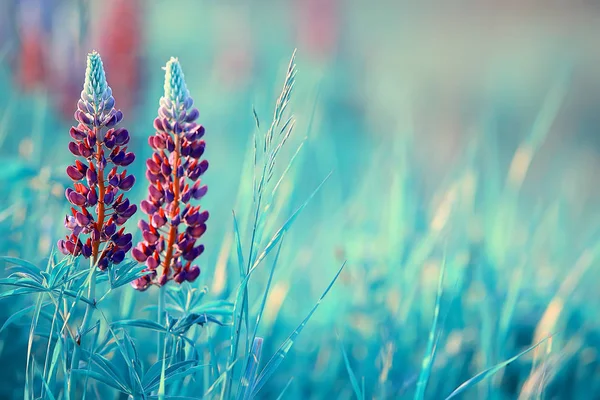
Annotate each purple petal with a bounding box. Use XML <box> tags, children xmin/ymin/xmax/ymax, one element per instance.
<box><xmin>86</xmin><ymin>168</ymin><xmax>98</xmax><ymax>186</ymax></box>
<box><xmin>97</xmin><ymin>257</ymin><xmax>109</xmax><ymax>270</ymax></box>
<box><xmin>119</xmin><ymin>175</ymin><xmax>135</xmax><ymax>191</ymax></box>
<box><xmin>111</xmin><ymin>151</ymin><xmax>125</xmax><ymax>165</ymax></box>
<box><xmin>68</xmin><ymin>142</ymin><xmax>81</xmax><ymax>156</ymax></box>
<box><xmin>181</xmin><ymin>189</ymin><xmax>191</xmax><ymax>203</ymax></box>
<box><xmin>68</xmin><ymin>190</ymin><xmax>87</xmax><ymax>206</ymax></box>
<box><xmin>153</xmin><ymin>118</ymin><xmax>164</xmax><ymax>132</ymax></box>
<box><xmin>142</xmin><ymin>230</ymin><xmax>159</xmax><ymax>244</ymax></box>
<box><xmin>140</xmin><ymin>200</ymin><xmax>157</xmax><ymax>215</ymax></box>
<box><xmin>174</xmin><ymin>270</ymin><xmax>186</xmax><ymax>283</ymax></box>
<box><xmin>66</xmin><ymin>166</ymin><xmax>84</xmax><ymax>181</ymax></box>
<box><xmin>114</xmin><ymin>233</ymin><xmax>132</xmax><ymax>247</ymax></box>
<box><xmin>152</xmin><ymin>213</ymin><xmax>167</xmax><ymax>228</ymax></box>
<box><xmin>104</xmin><ymin>134</ymin><xmax>116</xmax><ymax>149</ymax></box>
<box><xmin>79</xmin><ymin>143</ymin><xmax>93</xmax><ymax>158</ymax></box>
<box><xmin>160</xmin><ymin>163</ymin><xmax>171</xmax><ymax>176</ymax></box>
<box><xmin>132</xmin><ymin>247</ymin><xmax>148</xmax><ymax>262</ymax></box>
<box><xmin>186</xmin><ymin>266</ymin><xmax>200</xmax><ymax>281</ymax></box>
<box><xmin>185</xmin><ymin>108</ymin><xmax>199</xmax><ymax>122</ymax></box>
<box><xmin>146</xmin><ymin>256</ymin><xmax>159</xmax><ymax>269</ymax></box>
<box><xmin>75</xmin><ymin>212</ymin><xmax>90</xmax><ymax>227</ymax></box>
<box><xmin>190</xmin><ymin>141</ymin><xmax>205</xmax><ymax>159</ymax></box>
<box><xmin>104</xmin><ymin>221</ymin><xmax>117</xmax><ymax>237</ymax></box>
<box><xmin>121</xmin><ymin>204</ymin><xmax>137</xmax><ymax>218</ymax></box>
<box><xmin>146</xmin><ymin>159</ymin><xmax>160</xmax><ymax>174</ymax></box>
<box><xmin>87</xmin><ymin>189</ymin><xmax>98</xmax><ymax>206</ymax></box>
<box><xmin>81</xmin><ymin>243</ymin><xmax>92</xmax><ymax>258</ymax></box>
<box><xmin>138</xmin><ymin>219</ymin><xmax>150</xmax><ymax>232</ymax></box>
<box><xmin>70</xmin><ymin>126</ymin><xmax>86</xmax><ymax>140</ymax></box>
<box><xmin>104</xmin><ymin>191</ymin><xmax>115</xmax><ymax>205</ymax></box>
<box><xmin>75</xmin><ymin>110</ymin><xmax>91</xmax><ymax>125</ymax></box>
<box><xmin>114</xmin><ymin>128</ymin><xmax>129</xmax><ymax>145</ymax></box>
<box><xmin>193</xmin><ymin>185</ymin><xmax>208</xmax><ymax>199</ymax></box>
<box><xmin>186</xmin><ymin>224</ymin><xmax>207</xmax><ymax>238</ymax></box>
<box><xmin>120</xmin><ymin>153</ymin><xmax>135</xmax><ymax>167</ymax></box>
<box><xmin>149</xmin><ymin>185</ymin><xmax>163</xmax><ymax>202</ymax></box>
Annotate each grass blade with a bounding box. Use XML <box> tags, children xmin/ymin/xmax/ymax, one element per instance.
<box><xmin>252</xmin><ymin>262</ymin><xmax>345</xmax><ymax>396</ymax></box>
<box><xmin>445</xmin><ymin>336</ymin><xmax>552</xmax><ymax>399</ymax></box>
<box><xmin>414</xmin><ymin>255</ymin><xmax>446</xmax><ymax>400</ymax></box>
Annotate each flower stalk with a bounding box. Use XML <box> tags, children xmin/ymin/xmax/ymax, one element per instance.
<box><xmin>132</xmin><ymin>57</ymin><xmax>208</xmax><ymax>291</ymax></box>
<box><xmin>59</xmin><ymin>51</ymin><xmax>137</xmax><ymax>397</ymax></box>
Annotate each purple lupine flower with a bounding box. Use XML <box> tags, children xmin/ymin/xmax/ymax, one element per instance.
<box><xmin>131</xmin><ymin>57</ymin><xmax>208</xmax><ymax>291</ymax></box>
<box><xmin>57</xmin><ymin>51</ymin><xmax>137</xmax><ymax>270</ymax></box>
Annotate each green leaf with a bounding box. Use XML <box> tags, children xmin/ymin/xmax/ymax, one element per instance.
<box><xmin>414</xmin><ymin>254</ymin><xmax>446</xmax><ymax>400</ymax></box>
<box><xmin>237</xmin><ymin>337</ymin><xmax>264</xmax><ymax>400</ymax></box>
<box><xmin>111</xmin><ymin>319</ymin><xmax>168</xmax><ymax>332</ymax></box>
<box><xmin>252</xmin><ymin>171</ymin><xmax>332</xmax><ymax>271</ymax></box>
<box><xmin>144</xmin><ymin>362</ymin><xmax>205</xmax><ymax>393</ymax></box>
<box><xmin>252</xmin><ymin>262</ymin><xmax>345</xmax><ymax>396</ymax></box>
<box><xmin>338</xmin><ymin>334</ymin><xmax>363</xmax><ymax>400</ymax></box>
<box><xmin>445</xmin><ymin>336</ymin><xmax>552</xmax><ymax>399</ymax></box>
<box><xmin>0</xmin><ymin>287</ymin><xmax>40</xmax><ymax>300</ymax></box>
<box><xmin>72</xmin><ymin>369</ymin><xmax>131</xmax><ymax>394</ymax></box>
<box><xmin>86</xmin><ymin>352</ymin><xmax>131</xmax><ymax>393</ymax></box>
<box><xmin>0</xmin><ymin>256</ymin><xmax>40</xmax><ymax>274</ymax></box>
<box><xmin>275</xmin><ymin>377</ymin><xmax>294</xmax><ymax>400</ymax></box>
<box><xmin>0</xmin><ymin>302</ymin><xmax>51</xmax><ymax>334</ymax></box>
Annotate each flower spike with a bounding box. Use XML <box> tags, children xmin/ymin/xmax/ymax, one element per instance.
<box><xmin>58</xmin><ymin>51</ymin><xmax>137</xmax><ymax>270</ymax></box>
<box><xmin>132</xmin><ymin>58</ymin><xmax>208</xmax><ymax>291</ymax></box>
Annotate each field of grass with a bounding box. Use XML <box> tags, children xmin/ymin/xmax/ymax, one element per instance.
<box><xmin>0</xmin><ymin>2</ymin><xmax>599</xmax><ymax>399</ymax></box>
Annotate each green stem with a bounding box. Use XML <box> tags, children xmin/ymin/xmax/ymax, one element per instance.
<box><xmin>68</xmin><ymin>261</ymin><xmax>97</xmax><ymax>399</ymax></box>
<box><xmin>157</xmin><ymin>285</ymin><xmax>166</xmax><ymax>360</ymax></box>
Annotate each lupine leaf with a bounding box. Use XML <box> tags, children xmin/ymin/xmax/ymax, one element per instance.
<box><xmin>111</xmin><ymin>319</ymin><xmax>168</xmax><ymax>332</ymax></box>
<box><xmin>72</xmin><ymin>369</ymin><xmax>130</xmax><ymax>393</ymax></box>
<box><xmin>0</xmin><ymin>301</ymin><xmax>51</xmax><ymax>333</ymax></box>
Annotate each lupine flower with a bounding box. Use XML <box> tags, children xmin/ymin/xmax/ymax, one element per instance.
<box><xmin>58</xmin><ymin>51</ymin><xmax>137</xmax><ymax>270</ymax></box>
<box><xmin>131</xmin><ymin>57</ymin><xmax>208</xmax><ymax>291</ymax></box>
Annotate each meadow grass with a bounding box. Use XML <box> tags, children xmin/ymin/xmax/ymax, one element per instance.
<box><xmin>0</xmin><ymin>46</ymin><xmax>599</xmax><ymax>400</ymax></box>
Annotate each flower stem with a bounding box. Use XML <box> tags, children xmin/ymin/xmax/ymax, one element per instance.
<box><xmin>68</xmin><ymin>260</ymin><xmax>97</xmax><ymax>399</ymax></box>
<box><xmin>157</xmin><ymin>284</ymin><xmax>166</xmax><ymax>359</ymax></box>
<box><xmin>162</xmin><ymin>134</ymin><xmax>181</xmax><ymax>277</ymax></box>
<box><xmin>69</xmin><ymin>129</ymin><xmax>103</xmax><ymax>398</ymax></box>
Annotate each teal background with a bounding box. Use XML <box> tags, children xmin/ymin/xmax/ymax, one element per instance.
<box><xmin>0</xmin><ymin>1</ymin><xmax>599</xmax><ymax>399</ymax></box>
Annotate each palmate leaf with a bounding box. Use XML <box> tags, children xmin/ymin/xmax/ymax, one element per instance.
<box><xmin>111</xmin><ymin>319</ymin><xmax>168</xmax><ymax>333</ymax></box>
<box><xmin>107</xmin><ymin>260</ymin><xmax>153</xmax><ymax>289</ymax></box>
<box><xmin>251</xmin><ymin>262</ymin><xmax>346</xmax><ymax>396</ymax></box>
<box><xmin>0</xmin><ymin>256</ymin><xmax>40</xmax><ymax>275</ymax></box>
<box><xmin>0</xmin><ymin>287</ymin><xmax>43</xmax><ymax>300</ymax></box>
<box><xmin>144</xmin><ymin>362</ymin><xmax>206</xmax><ymax>393</ymax></box>
<box><xmin>47</xmin><ymin>258</ymin><xmax>72</xmax><ymax>289</ymax></box>
<box><xmin>84</xmin><ymin>352</ymin><xmax>131</xmax><ymax>393</ymax></box>
<box><xmin>72</xmin><ymin>369</ymin><xmax>131</xmax><ymax>394</ymax></box>
<box><xmin>142</xmin><ymin>359</ymin><xmax>196</xmax><ymax>391</ymax></box>
<box><xmin>171</xmin><ymin>313</ymin><xmax>224</xmax><ymax>335</ymax></box>
<box><xmin>190</xmin><ymin>300</ymin><xmax>234</xmax><ymax>316</ymax></box>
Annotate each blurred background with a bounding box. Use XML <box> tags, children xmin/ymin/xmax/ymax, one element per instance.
<box><xmin>0</xmin><ymin>0</ymin><xmax>599</xmax><ymax>399</ymax></box>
